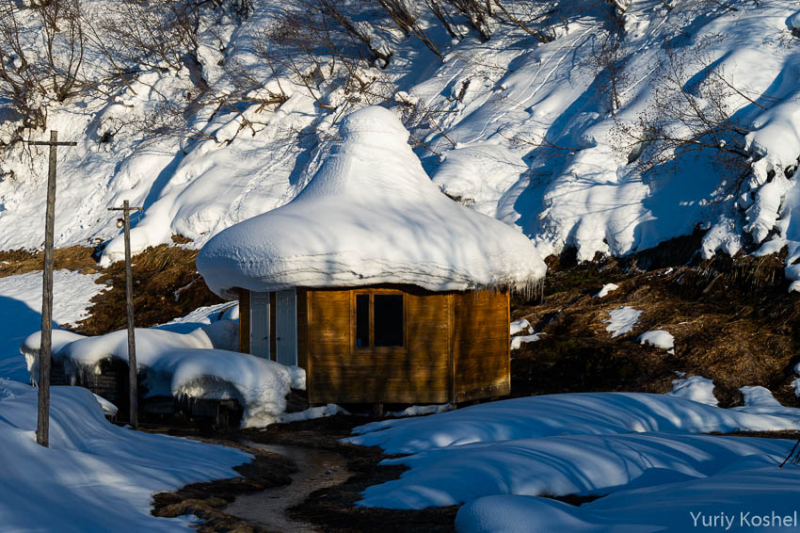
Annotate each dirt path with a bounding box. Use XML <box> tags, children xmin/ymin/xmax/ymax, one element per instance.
<box><xmin>146</xmin><ymin>418</ymin><xmax>457</xmax><ymax>532</ymax></box>
<box><xmin>225</xmin><ymin>441</ymin><xmax>352</xmax><ymax>532</ymax></box>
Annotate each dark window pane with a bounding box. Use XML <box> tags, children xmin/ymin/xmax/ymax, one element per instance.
<box><xmin>374</xmin><ymin>295</ymin><xmax>403</xmax><ymax>347</ymax></box>
<box><xmin>356</xmin><ymin>294</ymin><xmax>370</xmax><ymax>348</ymax></box>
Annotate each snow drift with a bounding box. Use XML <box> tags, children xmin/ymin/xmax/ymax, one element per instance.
<box><xmin>0</xmin><ymin>270</ymin><xmax>106</xmax><ymax>383</ymax></box>
<box><xmin>347</xmin><ymin>392</ymin><xmax>800</xmax><ymax>454</ymax></box>
<box><xmin>197</xmin><ymin>106</ymin><xmax>546</xmax><ymax>299</ymax></box>
<box><xmin>348</xmin><ymin>388</ymin><xmax>800</xmax><ymax>523</ymax></box>
<box><xmin>0</xmin><ymin>379</ymin><xmax>248</xmax><ymax>532</ymax></box>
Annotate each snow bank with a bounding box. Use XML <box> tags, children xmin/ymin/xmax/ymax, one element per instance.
<box><xmin>388</xmin><ymin>404</ymin><xmax>453</xmax><ymax>418</ymax></box>
<box><xmin>456</xmin><ymin>464</ymin><xmax>800</xmax><ymax>533</ymax></box>
<box><xmin>510</xmin><ymin>333</ymin><xmax>541</xmax><ymax>351</ymax></box>
<box><xmin>197</xmin><ymin>106</ymin><xmax>546</xmax><ymax>299</ymax></box>
<box><xmin>741</xmin><ymin>385</ymin><xmax>782</xmax><ymax>407</ymax></box>
<box><xmin>509</xmin><ymin>319</ymin><xmax>532</xmax><ymax>336</ymax></box>
<box><xmin>0</xmin><ymin>270</ymin><xmax>105</xmax><ymax>383</ymax></box>
<box><xmin>603</xmin><ymin>306</ymin><xmax>642</xmax><ymax>338</ymax></box>
<box><xmin>22</xmin><ymin>329</ymin><xmax>86</xmax><ymax>384</ymax></box>
<box><xmin>350</xmin><ymin>389</ymin><xmax>800</xmax><ymax>512</ymax></box>
<box><xmin>24</xmin><ymin>318</ymin><xmax>304</xmax><ymax>427</ymax></box>
<box><xmin>0</xmin><ymin>379</ymin><xmax>248</xmax><ymax>532</ymax></box>
<box><xmin>360</xmin><ymin>433</ymin><xmax>793</xmax><ymax>509</ymax></box>
<box><xmin>279</xmin><ymin>403</ymin><xmax>349</xmax><ymax>424</ymax></box>
<box><xmin>146</xmin><ymin>348</ymin><xmax>304</xmax><ymax>427</ymax></box>
<box><xmin>347</xmin><ymin>392</ymin><xmax>800</xmax><ymax>454</ymax></box>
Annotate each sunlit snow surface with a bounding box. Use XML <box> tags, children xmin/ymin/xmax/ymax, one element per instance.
<box><xmin>603</xmin><ymin>306</ymin><xmax>642</xmax><ymax>337</ymax></box>
<box><xmin>5</xmin><ymin>2</ymin><xmax>800</xmax><ymax>288</ymax></box>
<box><xmin>639</xmin><ymin>329</ymin><xmax>675</xmax><ymax>353</ymax></box>
<box><xmin>348</xmin><ymin>388</ymin><xmax>800</xmax><ymax>531</ymax></box>
<box><xmin>197</xmin><ymin>107</ymin><xmax>545</xmax><ymax>298</ymax></box>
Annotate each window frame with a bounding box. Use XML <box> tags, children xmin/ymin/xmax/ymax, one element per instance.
<box><xmin>350</xmin><ymin>288</ymin><xmax>407</xmax><ymax>354</ymax></box>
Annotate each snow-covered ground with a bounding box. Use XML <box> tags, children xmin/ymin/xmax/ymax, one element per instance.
<box><xmin>348</xmin><ymin>386</ymin><xmax>800</xmax><ymax>531</ymax></box>
<box><xmin>0</xmin><ymin>379</ymin><xmax>249</xmax><ymax>532</ymax></box>
<box><xmin>0</xmin><ymin>270</ymin><xmax>105</xmax><ymax>382</ymax></box>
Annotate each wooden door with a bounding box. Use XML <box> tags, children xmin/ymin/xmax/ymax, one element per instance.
<box><xmin>276</xmin><ymin>289</ymin><xmax>298</xmax><ymax>366</ymax></box>
<box><xmin>250</xmin><ymin>291</ymin><xmax>270</xmax><ymax>358</ymax></box>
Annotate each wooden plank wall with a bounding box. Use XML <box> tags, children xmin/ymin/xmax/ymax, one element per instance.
<box><xmin>404</xmin><ymin>291</ymin><xmax>450</xmax><ymax>403</ymax></box>
<box><xmin>451</xmin><ymin>290</ymin><xmax>510</xmax><ymax>402</ymax></box>
<box><xmin>306</xmin><ymin>289</ymin><xmax>350</xmax><ymax>404</ymax></box>
<box><xmin>305</xmin><ymin>288</ymin><xmax>450</xmax><ymax>404</ymax></box>
<box><xmin>296</xmin><ymin>288</ymin><xmax>308</xmax><ymax>370</ymax></box>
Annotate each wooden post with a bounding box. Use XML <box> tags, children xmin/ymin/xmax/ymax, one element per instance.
<box><xmin>108</xmin><ymin>200</ymin><xmax>143</xmax><ymax>427</ymax></box>
<box><xmin>28</xmin><ymin>131</ymin><xmax>77</xmax><ymax>448</ymax></box>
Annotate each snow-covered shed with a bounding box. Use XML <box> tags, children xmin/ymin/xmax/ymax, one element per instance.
<box><xmin>197</xmin><ymin>106</ymin><xmax>545</xmax><ymax>405</ymax></box>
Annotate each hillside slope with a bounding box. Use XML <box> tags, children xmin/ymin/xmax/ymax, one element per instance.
<box><xmin>2</xmin><ymin>0</ymin><xmax>800</xmax><ymax>283</ymax></box>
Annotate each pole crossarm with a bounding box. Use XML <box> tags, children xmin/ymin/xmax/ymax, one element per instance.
<box><xmin>28</xmin><ymin>141</ymin><xmax>78</xmax><ymax>146</ymax></box>
<box><xmin>108</xmin><ymin>206</ymin><xmax>143</xmax><ymax>211</ymax></box>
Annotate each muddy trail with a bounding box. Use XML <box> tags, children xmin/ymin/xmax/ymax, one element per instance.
<box><xmin>147</xmin><ymin>417</ymin><xmax>458</xmax><ymax>533</ymax></box>
<box><xmin>224</xmin><ymin>441</ymin><xmax>352</xmax><ymax>532</ymax></box>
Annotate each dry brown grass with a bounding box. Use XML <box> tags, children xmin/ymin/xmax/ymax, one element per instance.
<box><xmin>511</xmin><ymin>243</ymin><xmax>800</xmax><ymax>407</ymax></box>
<box><xmin>0</xmin><ymin>245</ymin><xmax>98</xmax><ymax>278</ymax></box>
<box><xmin>74</xmin><ymin>244</ymin><xmax>223</xmax><ymax>335</ymax></box>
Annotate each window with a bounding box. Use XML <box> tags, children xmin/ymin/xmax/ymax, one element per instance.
<box><xmin>353</xmin><ymin>291</ymin><xmax>404</xmax><ymax>349</ymax></box>
<box><xmin>356</xmin><ymin>294</ymin><xmax>370</xmax><ymax>347</ymax></box>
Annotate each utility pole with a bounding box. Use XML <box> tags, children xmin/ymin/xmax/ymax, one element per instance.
<box><xmin>28</xmin><ymin>131</ymin><xmax>77</xmax><ymax>448</ymax></box>
<box><xmin>108</xmin><ymin>200</ymin><xmax>143</xmax><ymax>428</ymax></box>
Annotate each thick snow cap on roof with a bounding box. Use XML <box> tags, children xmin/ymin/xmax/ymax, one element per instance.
<box><xmin>197</xmin><ymin>106</ymin><xmax>546</xmax><ymax>299</ymax></box>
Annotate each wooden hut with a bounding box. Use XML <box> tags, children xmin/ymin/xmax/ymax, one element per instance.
<box><xmin>197</xmin><ymin>106</ymin><xmax>546</xmax><ymax>406</ymax></box>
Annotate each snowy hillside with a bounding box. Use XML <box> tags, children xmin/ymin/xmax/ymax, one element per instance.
<box><xmin>4</xmin><ymin>0</ymin><xmax>800</xmax><ymax>283</ymax></box>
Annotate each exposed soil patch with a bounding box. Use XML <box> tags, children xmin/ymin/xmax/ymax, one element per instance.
<box><xmin>74</xmin><ymin>244</ymin><xmax>222</xmax><ymax>335</ymax></box>
<box><xmin>545</xmin><ymin>493</ymin><xmax>606</xmax><ymax>506</ymax></box>
<box><xmin>711</xmin><ymin>430</ymin><xmax>800</xmax><ymax>440</ymax></box>
<box><xmin>0</xmin><ymin>245</ymin><xmax>97</xmax><ymax>278</ymax></box>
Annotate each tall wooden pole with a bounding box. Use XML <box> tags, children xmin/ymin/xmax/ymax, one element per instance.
<box><xmin>108</xmin><ymin>201</ymin><xmax>143</xmax><ymax>428</ymax></box>
<box><xmin>28</xmin><ymin>131</ymin><xmax>76</xmax><ymax>448</ymax></box>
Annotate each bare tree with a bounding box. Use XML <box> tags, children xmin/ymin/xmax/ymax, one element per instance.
<box><xmin>443</xmin><ymin>0</ymin><xmax>495</xmax><ymax>41</ymax></box>
<box><xmin>376</xmin><ymin>0</ymin><xmax>444</xmax><ymax>59</ymax></box>
<box><xmin>591</xmin><ymin>28</ymin><xmax>629</xmax><ymax>115</ymax></box>
<box><xmin>612</xmin><ymin>43</ymin><xmax>760</xmax><ymax>186</ymax></box>
<box><xmin>0</xmin><ymin>0</ymin><xmax>86</xmax><ymax>137</ymax></box>
<box><xmin>491</xmin><ymin>0</ymin><xmax>556</xmax><ymax>43</ymax></box>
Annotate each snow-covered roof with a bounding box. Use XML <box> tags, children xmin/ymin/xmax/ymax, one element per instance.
<box><xmin>197</xmin><ymin>106</ymin><xmax>546</xmax><ymax>298</ymax></box>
